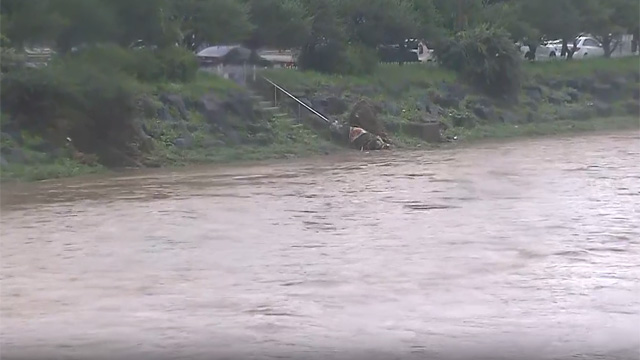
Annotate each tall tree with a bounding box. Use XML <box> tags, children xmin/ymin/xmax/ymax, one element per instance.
<box><xmin>297</xmin><ymin>0</ymin><xmax>348</xmax><ymax>73</ymax></box>
<box><xmin>409</xmin><ymin>0</ymin><xmax>446</xmax><ymax>43</ymax></box>
<box><xmin>0</xmin><ymin>0</ymin><xmax>65</xmax><ymax>49</ymax></box>
<box><xmin>48</xmin><ymin>0</ymin><xmax>119</xmax><ymax>53</ymax></box>
<box><xmin>244</xmin><ymin>0</ymin><xmax>311</xmax><ymax>50</ymax></box>
<box><xmin>338</xmin><ymin>0</ymin><xmax>420</xmax><ymax>47</ymax></box>
<box><xmin>108</xmin><ymin>0</ymin><xmax>176</xmax><ymax>48</ymax></box>
<box><xmin>519</xmin><ymin>0</ymin><xmax>581</xmax><ymax>57</ymax></box>
<box><xmin>577</xmin><ymin>0</ymin><xmax>640</xmax><ymax>57</ymax></box>
<box><xmin>168</xmin><ymin>0</ymin><xmax>253</xmax><ymax>51</ymax></box>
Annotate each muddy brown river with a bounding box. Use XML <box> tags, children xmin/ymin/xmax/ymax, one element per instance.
<box><xmin>1</xmin><ymin>132</ymin><xmax>639</xmax><ymax>360</ymax></box>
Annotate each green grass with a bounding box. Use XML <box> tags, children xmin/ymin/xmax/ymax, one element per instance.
<box><xmin>262</xmin><ymin>62</ymin><xmax>456</xmax><ymax>93</ymax></box>
<box><xmin>523</xmin><ymin>56</ymin><xmax>640</xmax><ymax>79</ymax></box>
<box><xmin>154</xmin><ymin>70</ymin><xmax>242</xmax><ymax>100</ymax></box>
<box><xmin>264</xmin><ymin>57</ymin><xmax>640</xmax><ymax>94</ymax></box>
<box><xmin>0</xmin><ymin>158</ymin><xmax>105</xmax><ymax>182</ymax></box>
<box><xmin>450</xmin><ymin>116</ymin><xmax>639</xmax><ymax>142</ymax></box>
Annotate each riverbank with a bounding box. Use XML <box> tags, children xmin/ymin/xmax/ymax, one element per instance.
<box><xmin>2</xmin><ymin>116</ymin><xmax>636</xmax><ymax>183</ymax></box>
<box><xmin>1</xmin><ymin>57</ymin><xmax>638</xmax><ymax>182</ymax></box>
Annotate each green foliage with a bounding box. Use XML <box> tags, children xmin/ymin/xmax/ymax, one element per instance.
<box><xmin>339</xmin><ymin>0</ymin><xmax>420</xmax><ymax>46</ymax></box>
<box><xmin>155</xmin><ymin>47</ymin><xmax>199</xmax><ymax>83</ymax></box>
<box><xmin>436</xmin><ymin>25</ymin><xmax>522</xmax><ymax>99</ymax></box>
<box><xmin>343</xmin><ymin>45</ymin><xmax>379</xmax><ymax>75</ymax></box>
<box><xmin>169</xmin><ymin>0</ymin><xmax>253</xmax><ymax>51</ymax></box>
<box><xmin>60</xmin><ymin>44</ymin><xmax>197</xmax><ymax>83</ymax></box>
<box><xmin>0</xmin><ymin>59</ymin><xmax>141</xmax><ymax>159</ymax></box>
<box><xmin>245</xmin><ymin>0</ymin><xmax>311</xmax><ymax>50</ymax></box>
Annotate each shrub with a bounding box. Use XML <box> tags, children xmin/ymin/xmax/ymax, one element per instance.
<box><xmin>298</xmin><ymin>39</ymin><xmax>349</xmax><ymax>75</ymax></box>
<box><xmin>155</xmin><ymin>46</ymin><xmax>198</xmax><ymax>83</ymax></box>
<box><xmin>435</xmin><ymin>25</ymin><xmax>522</xmax><ymax>99</ymax></box>
<box><xmin>0</xmin><ymin>60</ymin><xmax>141</xmax><ymax>164</ymax></box>
<box><xmin>298</xmin><ymin>41</ymin><xmax>378</xmax><ymax>76</ymax></box>
<box><xmin>343</xmin><ymin>44</ymin><xmax>378</xmax><ymax>76</ymax></box>
<box><xmin>62</xmin><ymin>44</ymin><xmax>197</xmax><ymax>83</ymax></box>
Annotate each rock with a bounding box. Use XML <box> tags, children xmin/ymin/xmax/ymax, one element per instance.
<box><xmin>523</xmin><ymin>85</ymin><xmax>544</xmax><ymax>102</ymax></box>
<box><xmin>310</xmin><ymin>95</ymin><xmax>347</xmax><ymax>115</ymax></box>
<box><xmin>417</xmin><ymin>97</ymin><xmax>439</xmax><ymax>114</ymax></box>
<box><xmin>223</xmin><ymin>92</ymin><xmax>257</xmax><ymax>123</ymax></box>
<box><xmin>173</xmin><ymin>135</ymin><xmax>194</xmax><ymax>149</ymax></box>
<box><xmin>547</xmin><ymin>79</ymin><xmax>564</xmax><ymax>89</ymax></box>
<box><xmin>632</xmin><ymin>87</ymin><xmax>639</xmax><ymax>101</ymax></box>
<box><xmin>140</xmin><ymin>96</ymin><xmax>160</xmax><ymax>118</ymax></box>
<box><xmin>0</xmin><ymin>155</ymin><xmax>7</xmax><ymax>167</ymax></box>
<box><xmin>431</xmin><ymin>83</ymin><xmax>467</xmax><ymax>109</ymax></box>
<box><xmin>565</xmin><ymin>78</ymin><xmax>591</xmax><ymax>92</ymax></box>
<box><xmin>591</xmin><ymin>83</ymin><xmax>614</xmax><ymax>101</ymax></box>
<box><xmin>401</xmin><ymin>122</ymin><xmax>444</xmax><ymax>143</ymax></box>
<box><xmin>566</xmin><ymin>88</ymin><xmax>580</xmax><ymax>103</ymax></box>
<box><xmin>451</xmin><ymin>112</ymin><xmax>477</xmax><ymax>128</ymax></box>
<box><xmin>348</xmin><ymin>99</ymin><xmax>389</xmax><ymax>138</ymax></box>
<box><xmin>546</xmin><ymin>92</ymin><xmax>570</xmax><ymax>105</ymax></box>
<box><xmin>160</xmin><ymin>94</ymin><xmax>189</xmax><ymax>120</ymax></box>
<box><xmin>1</xmin><ymin>131</ymin><xmax>23</xmax><ymax>146</ymax></box>
<box><xmin>472</xmin><ymin>105</ymin><xmax>493</xmax><ymax>120</ymax></box>
<box><xmin>157</xmin><ymin>106</ymin><xmax>176</xmax><ymax>122</ymax></box>
<box><xmin>524</xmin><ymin>101</ymin><xmax>539</xmax><ymax>111</ymax></box>
<box><xmin>609</xmin><ymin>76</ymin><xmax>628</xmax><ymax>90</ymax></box>
<box><xmin>525</xmin><ymin>111</ymin><xmax>536</xmax><ymax>123</ymax></box>
<box><xmin>197</xmin><ymin>94</ymin><xmax>228</xmax><ymax>127</ymax></box>
<box><xmin>499</xmin><ymin>111</ymin><xmax>519</xmax><ymax>124</ymax></box>
<box><xmin>186</xmin><ymin>123</ymin><xmax>200</xmax><ymax>133</ymax></box>
<box><xmin>383</xmin><ymin>101</ymin><xmax>402</xmax><ymax>116</ymax></box>
<box><xmin>223</xmin><ymin>129</ymin><xmax>242</xmax><ymax>145</ymax></box>
<box><xmin>383</xmin><ymin>121</ymin><xmax>402</xmax><ymax>134</ymax></box>
<box><xmin>131</xmin><ymin>119</ymin><xmax>155</xmax><ymax>151</ymax></box>
<box><xmin>2</xmin><ymin>148</ymin><xmax>28</xmax><ymax>164</ymax></box>
<box><xmin>325</xmin><ymin>96</ymin><xmax>348</xmax><ymax>115</ymax></box>
<box><xmin>593</xmin><ymin>101</ymin><xmax>613</xmax><ymax>117</ymax></box>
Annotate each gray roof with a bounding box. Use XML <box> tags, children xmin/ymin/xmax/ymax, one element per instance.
<box><xmin>197</xmin><ymin>45</ymin><xmax>250</xmax><ymax>58</ymax></box>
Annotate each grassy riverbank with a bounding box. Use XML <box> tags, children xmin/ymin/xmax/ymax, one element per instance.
<box><xmin>1</xmin><ymin>57</ymin><xmax>638</xmax><ymax>182</ymax></box>
<box><xmin>2</xmin><ymin>116</ymin><xmax>636</xmax><ymax>182</ymax></box>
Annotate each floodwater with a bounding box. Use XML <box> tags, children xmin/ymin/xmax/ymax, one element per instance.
<box><xmin>1</xmin><ymin>132</ymin><xmax>639</xmax><ymax>360</ymax></box>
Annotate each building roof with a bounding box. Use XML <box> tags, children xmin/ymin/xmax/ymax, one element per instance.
<box><xmin>197</xmin><ymin>45</ymin><xmax>250</xmax><ymax>58</ymax></box>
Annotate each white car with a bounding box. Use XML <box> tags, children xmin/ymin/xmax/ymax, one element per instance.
<box><xmin>543</xmin><ymin>37</ymin><xmax>605</xmax><ymax>59</ymax></box>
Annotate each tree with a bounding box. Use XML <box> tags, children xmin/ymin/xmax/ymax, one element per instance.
<box><xmin>244</xmin><ymin>0</ymin><xmax>311</xmax><ymax>50</ymax></box>
<box><xmin>0</xmin><ymin>0</ymin><xmax>65</xmax><ymax>49</ymax></box>
<box><xmin>108</xmin><ymin>0</ymin><xmax>176</xmax><ymax>49</ymax></box>
<box><xmin>577</xmin><ymin>0</ymin><xmax>640</xmax><ymax>57</ymax></box>
<box><xmin>432</xmin><ymin>0</ymin><xmax>485</xmax><ymax>32</ymax></box>
<box><xmin>519</xmin><ymin>0</ymin><xmax>581</xmax><ymax>58</ymax></box>
<box><xmin>408</xmin><ymin>0</ymin><xmax>446</xmax><ymax>43</ymax></box>
<box><xmin>168</xmin><ymin>0</ymin><xmax>253</xmax><ymax>51</ymax></box>
<box><xmin>297</xmin><ymin>0</ymin><xmax>349</xmax><ymax>73</ymax></box>
<box><xmin>338</xmin><ymin>0</ymin><xmax>420</xmax><ymax>47</ymax></box>
<box><xmin>48</xmin><ymin>0</ymin><xmax>120</xmax><ymax>53</ymax></box>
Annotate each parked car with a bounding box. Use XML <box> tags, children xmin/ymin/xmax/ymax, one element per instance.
<box><xmin>543</xmin><ymin>36</ymin><xmax>605</xmax><ymax>59</ymax></box>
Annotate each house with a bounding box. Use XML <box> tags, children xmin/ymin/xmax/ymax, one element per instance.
<box><xmin>196</xmin><ymin>45</ymin><xmax>253</xmax><ymax>67</ymax></box>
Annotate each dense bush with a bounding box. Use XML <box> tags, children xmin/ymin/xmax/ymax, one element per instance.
<box><xmin>0</xmin><ymin>59</ymin><xmax>141</xmax><ymax>162</ymax></box>
<box><xmin>343</xmin><ymin>44</ymin><xmax>378</xmax><ymax>75</ymax></box>
<box><xmin>298</xmin><ymin>41</ymin><xmax>378</xmax><ymax>76</ymax></box>
<box><xmin>155</xmin><ymin>46</ymin><xmax>199</xmax><ymax>83</ymax></box>
<box><xmin>63</xmin><ymin>44</ymin><xmax>198</xmax><ymax>83</ymax></box>
<box><xmin>435</xmin><ymin>25</ymin><xmax>522</xmax><ymax>99</ymax></box>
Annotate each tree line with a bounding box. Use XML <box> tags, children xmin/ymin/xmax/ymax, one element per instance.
<box><xmin>1</xmin><ymin>0</ymin><xmax>639</xmax><ymax>76</ymax></box>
